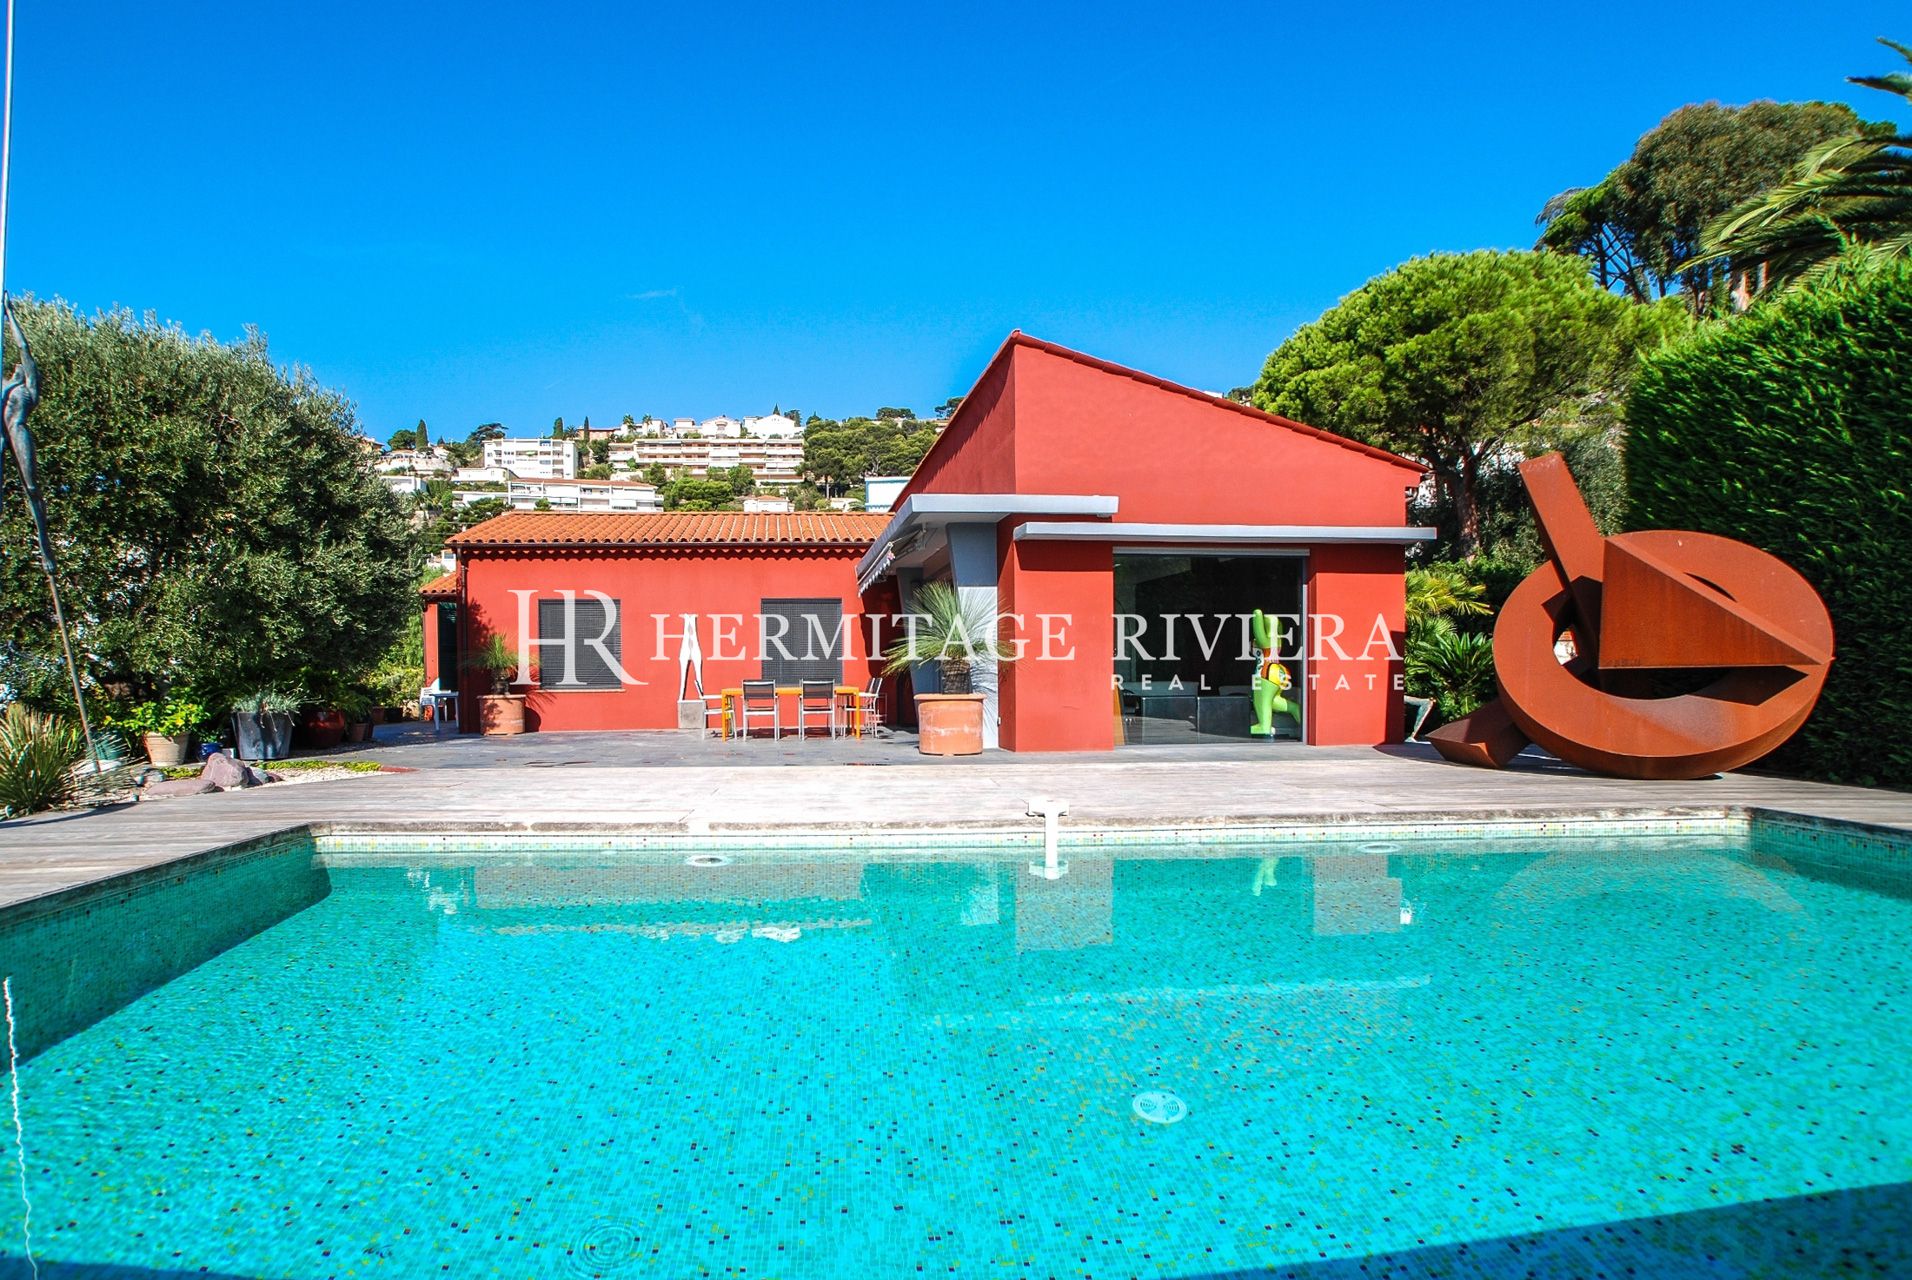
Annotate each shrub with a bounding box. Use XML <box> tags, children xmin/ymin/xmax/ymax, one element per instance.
<box><xmin>0</xmin><ymin>704</ymin><xmax>86</xmax><ymax>816</ymax></box>
<box><xmin>1407</xmin><ymin>630</ymin><xmax>1498</xmax><ymax>725</ymax></box>
<box><xmin>1405</xmin><ymin>564</ymin><xmax>1491</xmax><ymax>633</ymax></box>
<box><xmin>1625</xmin><ymin>254</ymin><xmax>1912</xmax><ymax>787</ymax></box>
<box><xmin>105</xmin><ymin>697</ymin><xmax>209</xmax><ymax>739</ymax></box>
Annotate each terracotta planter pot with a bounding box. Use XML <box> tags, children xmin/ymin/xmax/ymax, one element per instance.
<box><xmin>141</xmin><ymin>732</ymin><xmax>193</xmax><ymax>766</ymax></box>
<box><xmin>298</xmin><ymin>709</ymin><xmax>346</xmax><ymax>750</ymax></box>
<box><xmin>915</xmin><ymin>693</ymin><xmax>985</xmax><ymax>756</ymax></box>
<box><xmin>481</xmin><ymin>693</ymin><xmax>527</xmax><ymax>736</ymax></box>
<box><xmin>345</xmin><ymin>721</ymin><xmax>374</xmax><ymax>743</ymax></box>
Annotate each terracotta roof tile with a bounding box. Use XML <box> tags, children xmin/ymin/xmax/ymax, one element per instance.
<box><xmin>445</xmin><ymin>510</ymin><xmax>892</xmax><ymax>550</ymax></box>
<box><xmin>418</xmin><ymin>571</ymin><xmax>459</xmax><ymax>599</ymax></box>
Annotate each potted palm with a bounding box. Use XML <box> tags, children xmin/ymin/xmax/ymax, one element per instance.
<box><xmin>883</xmin><ymin>582</ymin><xmax>1013</xmax><ymax>756</ymax></box>
<box><xmin>467</xmin><ymin>633</ymin><xmax>529</xmax><ymax>735</ymax></box>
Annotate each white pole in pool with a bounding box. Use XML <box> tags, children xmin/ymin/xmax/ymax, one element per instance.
<box><xmin>3</xmin><ymin>976</ymin><xmax>38</xmax><ymax>1279</ymax></box>
<box><xmin>1026</xmin><ymin>797</ymin><xmax>1069</xmax><ymax>879</ymax></box>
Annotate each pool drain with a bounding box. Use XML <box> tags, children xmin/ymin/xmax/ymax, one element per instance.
<box><xmin>1132</xmin><ymin>1090</ymin><xmax>1188</xmax><ymax>1125</ymax></box>
<box><xmin>686</xmin><ymin>853</ymin><xmax>731</xmax><ymax>867</ymax></box>
<box><xmin>1358</xmin><ymin>841</ymin><xmax>1403</xmax><ymax>855</ymax></box>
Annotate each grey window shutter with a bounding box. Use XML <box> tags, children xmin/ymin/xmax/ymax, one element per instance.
<box><xmin>537</xmin><ymin>597</ymin><xmax>622</xmax><ymax>690</ymax></box>
<box><xmin>760</xmin><ymin>597</ymin><xmax>844</xmax><ymax>685</ymax></box>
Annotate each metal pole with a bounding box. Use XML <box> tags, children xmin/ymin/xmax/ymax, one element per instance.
<box><xmin>43</xmin><ymin>557</ymin><xmax>97</xmax><ymax>771</ymax></box>
<box><xmin>0</xmin><ymin>2</ymin><xmax>99</xmax><ymax>773</ymax></box>
<box><xmin>0</xmin><ymin>0</ymin><xmax>14</xmax><ymax>305</ymax></box>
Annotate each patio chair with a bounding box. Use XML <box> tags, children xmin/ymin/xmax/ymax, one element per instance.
<box><xmin>420</xmin><ymin>680</ymin><xmax>459</xmax><ymax>734</ymax></box>
<box><xmin>738</xmin><ymin>679</ymin><xmax>781</xmax><ymax>740</ymax></box>
<box><xmin>687</xmin><ymin>669</ymin><xmax>729</xmax><ymax>738</ymax></box>
<box><xmin>796</xmin><ymin>679</ymin><xmax>840</xmax><ymax>738</ymax></box>
<box><xmin>854</xmin><ymin>675</ymin><xmax>885</xmax><ymax>737</ymax></box>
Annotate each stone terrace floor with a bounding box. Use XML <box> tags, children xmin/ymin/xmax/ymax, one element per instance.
<box><xmin>0</xmin><ymin>722</ymin><xmax>1908</xmax><ymax>911</ymax></box>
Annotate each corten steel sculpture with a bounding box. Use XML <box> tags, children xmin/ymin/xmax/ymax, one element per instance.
<box><xmin>1427</xmin><ymin>453</ymin><xmax>1833</xmax><ymax>780</ymax></box>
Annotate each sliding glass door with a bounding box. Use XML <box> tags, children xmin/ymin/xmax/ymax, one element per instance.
<box><xmin>1112</xmin><ymin>552</ymin><xmax>1306</xmax><ymax>746</ymax></box>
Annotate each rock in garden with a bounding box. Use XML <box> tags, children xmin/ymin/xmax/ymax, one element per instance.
<box><xmin>140</xmin><ymin>776</ymin><xmax>221</xmax><ymax>799</ymax></box>
<box><xmin>200</xmin><ymin>751</ymin><xmax>254</xmax><ymax>789</ymax></box>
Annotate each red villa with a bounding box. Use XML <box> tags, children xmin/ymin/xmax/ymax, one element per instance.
<box><xmin>422</xmin><ymin>334</ymin><xmax>1432</xmax><ymax>750</ymax></box>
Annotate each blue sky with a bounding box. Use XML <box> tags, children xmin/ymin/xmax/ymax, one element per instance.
<box><xmin>7</xmin><ymin>1</ymin><xmax>1904</xmax><ymax>440</ymax></box>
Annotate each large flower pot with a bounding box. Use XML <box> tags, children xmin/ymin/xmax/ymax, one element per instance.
<box><xmin>480</xmin><ymin>693</ymin><xmax>527</xmax><ymax>736</ymax></box>
<box><xmin>231</xmin><ymin>710</ymin><xmax>296</xmax><ymax>761</ymax></box>
<box><xmin>265</xmin><ymin>711</ymin><xmax>294</xmax><ymax>758</ymax></box>
<box><xmin>231</xmin><ymin>711</ymin><xmax>266</xmax><ymax>760</ymax></box>
<box><xmin>141</xmin><ymin>732</ymin><xmax>193</xmax><ymax>766</ymax></box>
<box><xmin>297</xmin><ymin>709</ymin><xmax>346</xmax><ymax>750</ymax></box>
<box><xmin>914</xmin><ymin>693</ymin><xmax>985</xmax><ymax>756</ymax></box>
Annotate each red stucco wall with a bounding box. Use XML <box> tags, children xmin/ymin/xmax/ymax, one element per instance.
<box><xmin>1305</xmin><ymin>544</ymin><xmax>1408</xmax><ymax>745</ymax></box>
<box><xmin>456</xmin><ymin>548</ymin><xmax>878</xmax><ymax>733</ymax></box>
<box><xmin>1005</xmin><ymin>343</ymin><xmax>1415</xmax><ymax>524</ymax></box>
<box><xmin>421</xmin><ymin>602</ymin><xmax>442</xmax><ymax>692</ymax></box>
<box><xmin>997</xmin><ymin>523</ymin><xmax>1115</xmax><ymax>753</ymax></box>
<box><xmin>894</xmin><ymin>354</ymin><xmax>1016</xmax><ymax>504</ymax></box>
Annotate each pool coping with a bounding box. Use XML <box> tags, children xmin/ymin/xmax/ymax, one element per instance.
<box><xmin>3</xmin><ymin>802</ymin><xmax>1904</xmax><ymax>931</ymax></box>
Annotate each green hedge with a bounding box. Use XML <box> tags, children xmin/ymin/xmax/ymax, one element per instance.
<box><xmin>1625</xmin><ymin>258</ymin><xmax>1912</xmax><ymax>788</ymax></box>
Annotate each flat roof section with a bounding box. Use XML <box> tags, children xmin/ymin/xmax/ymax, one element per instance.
<box><xmin>1014</xmin><ymin>521</ymin><xmax>1439</xmax><ymax>546</ymax></box>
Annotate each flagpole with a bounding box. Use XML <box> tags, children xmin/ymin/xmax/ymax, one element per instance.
<box><xmin>0</xmin><ymin>0</ymin><xmax>100</xmax><ymax>773</ymax></box>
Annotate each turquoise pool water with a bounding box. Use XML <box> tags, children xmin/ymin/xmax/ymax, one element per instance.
<box><xmin>3</xmin><ymin>829</ymin><xmax>1911</xmax><ymax>1278</ymax></box>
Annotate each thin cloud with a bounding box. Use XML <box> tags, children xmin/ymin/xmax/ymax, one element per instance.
<box><xmin>628</xmin><ymin>286</ymin><xmax>703</xmax><ymax>331</ymax></box>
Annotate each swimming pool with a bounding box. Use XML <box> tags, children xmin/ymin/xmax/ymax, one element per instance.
<box><xmin>2</xmin><ymin>817</ymin><xmax>1909</xmax><ymax>1278</ymax></box>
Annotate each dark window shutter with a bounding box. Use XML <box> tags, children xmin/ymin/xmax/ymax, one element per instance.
<box><xmin>538</xmin><ymin>597</ymin><xmax>622</xmax><ymax>690</ymax></box>
<box><xmin>760</xmin><ymin>597</ymin><xmax>844</xmax><ymax>685</ymax></box>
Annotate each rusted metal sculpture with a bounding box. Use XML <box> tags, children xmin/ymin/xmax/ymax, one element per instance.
<box><xmin>1428</xmin><ymin>453</ymin><xmax>1833</xmax><ymax>780</ymax></box>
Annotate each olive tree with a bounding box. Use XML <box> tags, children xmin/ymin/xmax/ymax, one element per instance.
<box><xmin>0</xmin><ymin>298</ymin><xmax>417</xmax><ymax>707</ymax></box>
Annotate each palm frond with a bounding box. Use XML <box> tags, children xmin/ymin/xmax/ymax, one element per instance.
<box><xmin>1692</xmin><ymin>39</ymin><xmax>1912</xmax><ymax>289</ymax></box>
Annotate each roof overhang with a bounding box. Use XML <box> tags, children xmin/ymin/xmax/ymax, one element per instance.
<box><xmin>855</xmin><ymin>493</ymin><xmax>1119</xmax><ymax>592</ymax></box>
<box><xmin>1012</xmin><ymin>521</ymin><xmax>1438</xmax><ymax>546</ymax></box>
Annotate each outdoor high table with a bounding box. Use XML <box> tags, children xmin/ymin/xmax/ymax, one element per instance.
<box><xmin>720</xmin><ymin>685</ymin><xmax>863</xmax><ymax>738</ymax></box>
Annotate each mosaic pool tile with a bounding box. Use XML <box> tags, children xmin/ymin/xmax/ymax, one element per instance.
<box><xmin>1</xmin><ymin>822</ymin><xmax>1909</xmax><ymax>1276</ymax></box>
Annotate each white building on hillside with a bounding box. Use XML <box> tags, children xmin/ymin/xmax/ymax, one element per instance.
<box><xmin>506</xmin><ymin>477</ymin><xmax>660</xmax><ymax>512</ymax></box>
<box><xmin>610</xmin><ymin>434</ymin><xmax>805</xmax><ymax>487</ymax></box>
<box><xmin>863</xmin><ymin>476</ymin><xmax>912</xmax><ymax>513</ymax></box>
<box><xmin>742</xmin><ymin>413</ymin><xmax>801</xmax><ymax>437</ymax></box>
<box><xmin>376</xmin><ymin>448</ymin><xmax>451</xmax><ymax>476</ymax></box>
<box><xmin>484</xmin><ymin>438</ymin><xmax>578</xmax><ymax>479</ymax></box>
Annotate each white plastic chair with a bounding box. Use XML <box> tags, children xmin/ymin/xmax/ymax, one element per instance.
<box><xmin>687</xmin><ymin>669</ymin><xmax>729</xmax><ymax>738</ymax></box>
<box><xmin>420</xmin><ymin>681</ymin><xmax>459</xmax><ymax>734</ymax></box>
